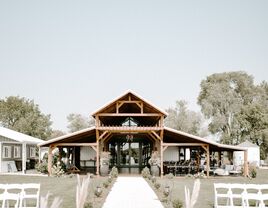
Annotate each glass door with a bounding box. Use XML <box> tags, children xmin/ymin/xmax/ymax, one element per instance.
<box><xmin>108</xmin><ymin>139</ymin><xmax>152</xmax><ymax>169</ymax></box>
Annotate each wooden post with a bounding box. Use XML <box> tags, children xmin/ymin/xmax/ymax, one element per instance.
<box><xmin>96</xmin><ymin>115</ymin><xmax>100</xmax><ymax>176</ymax></box>
<box><xmin>160</xmin><ymin>139</ymin><xmax>163</xmax><ymax>178</ymax></box>
<box><xmin>38</xmin><ymin>147</ymin><xmax>41</xmax><ymax>163</ymax></box>
<box><xmin>48</xmin><ymin>145</ymin><xmax>53</xmax><ymax>176</ymax></box>
<box><xmin>206</xmin><ymin>145</ymin><xmax>210</xmax><ymax>178</ymax></box>
<box><xmin>202</xmin><ymin>144</ymin><xmax>210</xmax><ymax>178</ymax></box>
<box><xmin>22</xmin><ymin>142</ymin><xmax>27</xmax><ymax>174</ymax></box>
<box><xmin>160</xmin><ymin>116</ymin><xmax>164</xmax><ymax>178</ymax></box>
<box><xmin>244</xmin><ymin>149</ymin><xmax>248</xmax><ymax>177</ymax></box>
<box><xmin>0</xmin><ymin>142</ymin><xmax>2</xmax><ymax>173</ymax></box>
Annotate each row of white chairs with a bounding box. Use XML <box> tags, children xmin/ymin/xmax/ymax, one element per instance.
<box><xmin>214</xmin><ymin>183</ymin><xmax>268</xmax><ymax>208</ymax></box>
<box><xmin>0</xmin><ymin>183</ymin><xmax>40</xmax><ymax>208</ymax></box>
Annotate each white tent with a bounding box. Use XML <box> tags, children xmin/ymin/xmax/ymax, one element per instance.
<box><xmin>233</xmin><ymin>140</ymin><xmax>260</xmax><ymax>167</ymax></box>
<box><xmin>0</xmin><ymin>127</ymin><xmax>43</xmax><ymax>173</ymax></box>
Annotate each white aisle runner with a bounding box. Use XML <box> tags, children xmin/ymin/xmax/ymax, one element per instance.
<box><xmin>102</xmin><ymin>177</ymin><xmax>164</xmax><ymax>208</ymax></box>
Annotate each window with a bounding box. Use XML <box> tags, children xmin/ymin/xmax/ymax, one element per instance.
<box><xmin>3</xmin><ymin>146</ymin><xmax>11</xmax><ymax>158</ymax></box>
<box><xmin>121</xmin><ymin>117</ymin><xmax>139</xmax><ymax>127</ymax></box>
<box><xmin>14</xmin><ymin>146</ymin><xmax>21</xmax><ymax>158</ymax></box>
<box><xmin>29</xmin><ymin>147</ymin><xmax>36</xmax><ymax>158</ymax></box>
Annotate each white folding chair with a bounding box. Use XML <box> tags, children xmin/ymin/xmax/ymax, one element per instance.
<box><xmin>242</xmin><ymin>193</ymin><xmax>265</xmax><ymax>208</ymax></box>
<box><xmin>229</xmin><ymin>183</ymin><xmax>246</xmax><ymax>207</ymax></box>
<box><xmin>214</xmin><ymin>183</ymin><xmax>233</xmax><ymax>208</ymax></box>
<box><xmin>3</xmin><ymin>184</ymin><xmax>22</xmax><ymax>208</ymax></box>
<box><xmin>19</xmin><ymin>183</ymin><xmax>40</xmax><ymax>208</ymax></box>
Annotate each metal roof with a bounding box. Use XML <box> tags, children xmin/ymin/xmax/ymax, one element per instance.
<box><xmin>0</xmin><ymin>126</ymin><xmax>44</xmax><ymax>144</ymax></box>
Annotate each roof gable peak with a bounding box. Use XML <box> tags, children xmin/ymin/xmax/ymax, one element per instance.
<box><xmin>92</xmin><ymin>90</ymin><xmax>167</xmax><ymax>116</ymax></box>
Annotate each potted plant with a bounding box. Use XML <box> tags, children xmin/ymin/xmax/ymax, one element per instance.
<box><xmin>100</xmin><ymin>151</ymin><xmax>110</xmax><ymax>176</ymax></box>
<box><xmin>149</xmin><ymin>151</ymin><xmax>160</xmax><ymax>176</ymax></box>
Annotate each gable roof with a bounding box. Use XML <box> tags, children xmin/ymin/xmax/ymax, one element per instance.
<box><xmin>38</xmin><ymin>126</ymin><xmax>96</xmax><ymax>147</ymax></box>
<box><xmin>91</xmin><ymin>90</ymin><xmax>168</xmax><ymax>117</ymax></box>
<box><xmin>238</xmin><ymin>140</ymin><xmax>259</xmax><ymax>148</ymax></box>
<box><xmin>164</xmin><ymin>127</ymin><xmax>246</xmax><ymax>151</ymax></box>
<box><xmin>0</xmin><ymin>126</ymin><xmax>43</xmax><ymax>144</ymax></box>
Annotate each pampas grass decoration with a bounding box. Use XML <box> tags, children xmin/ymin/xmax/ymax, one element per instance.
<box><xmin>40</xmin><ymin>192</ymin><xmax>63</xmax><ymax>208</ymax></box>
<box><xmin>184</xmin><ymin>179</ymin><xmax>200</xmax><ymax>208</ymax></box>
<box><xmin>76</xmin><ymin>174</ymin><xmax>91</xmax><ymax>208</ymax></box>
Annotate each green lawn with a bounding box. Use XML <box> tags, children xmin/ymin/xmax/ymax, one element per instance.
<box><xmin>1</xmin><ymin>169</ymin><xmax>267</xmax><ymax>208</ymax></box>
<box><xmin>150</xmin><ymin>169</ymin><xmax>268</xmax><ymax>208</ymax></box>
<box><xmin>0</xmin><ymin>174</ymin><xmax>111</xmax><ymax>208</ymax></box>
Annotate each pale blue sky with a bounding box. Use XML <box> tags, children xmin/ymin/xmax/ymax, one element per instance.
<box><xmin>0</xmin><ymin>1</ymin><xmax>267</xmax><ymax>131</ymax></box>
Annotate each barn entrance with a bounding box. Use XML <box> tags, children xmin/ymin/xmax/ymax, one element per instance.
<box><xmin>108</xmin><ymin>137</ymin><xmax>152</xmax><ymax>174</ymax></box>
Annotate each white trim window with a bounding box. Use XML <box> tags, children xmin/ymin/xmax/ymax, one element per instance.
<box><xmin>14</xmin><ymin>146</ymin><xmax>21</xmax><ymax>158</ymax></box>
<box><xmin>29</xmin><ymin>147</ymin><xmax>36</xmax><ymax>158</ymax></box>
<box><xmin>3</xmin><ymin>146</ymin><xmax>12</xmax><ymax>158</ymax></box>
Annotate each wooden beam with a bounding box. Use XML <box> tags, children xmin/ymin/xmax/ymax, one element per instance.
<box><xmin>160</xmin><ymin>139</ymin><xmax>163</xmax><ymax>178</ymax></box>
<box><xmin>48</xmin><ymin>145</ymin><xmax>55</xmax><ymax>176</ymax></box>
<box><xmin>96</xmin><ymin>116</ymin><xmax>100</xmax><ymax>176</ymax></box>
<box><xmin>151</xmin><ymin>131</ymin><xmax>161</xmax><ymax>141</ymax></box>
<box><xmin>97</xmin><ymin>126</ymin><xmax>162</xmax><ymax>132</ymax></box>
<box><xmin>99</xmin><ymin>131</ymin><xmax>108</xmax><ymax>140</ymax></box>
<box><xmin>98</xmin><ymin>113</ymin><xmax>162</xmax><ymax>117</ymax></box>
<box><xmin>102</xmin><ymin>133</ymin><xmax>112</xmax><ymax>143</ymax></box>
<box><xmin>116</xmin><ymin>102</ymin><xmax>119</xmax><ymax>114</ymax></box>
<box><xmin>163</xmin><ymin>145</ymin><xmax>168</xmax><ymax>152</ymax></box>
<box><xmin>202</xmin><ymin>144</ymin><xmax>210</xmax><ymax>178</ymax></box>
<box><xmin>117</xmin><ymin>101</ymin><xmax>124</xmax><ymax>110</ymax></box>
<box><xmin>91</xmin><ymin>145</ymin><xmax>97</xmax><ymax>152</ymax></box>
<box><xmin>160</xmin><ymin>115</ymin><xmax>164</xmax><ymax>178</ymax></box>
<box><xmin>148</xmin><ymin>133</ymin><xmax>158</xmax><ymax>142</ymax></box>
<box><xmin>163</xmin><ymin>143</ymin><xmax>205</xmax><ymax>147</ymax></box>
<box><xmin>244</xmin><ymin>149</ymin><xmax>249</xmax><ymax>177</ymax></box>
<box><xmin>55</xmin><ymin>143</ymin><xmax>97</xmax><ymax>147</ymax></box>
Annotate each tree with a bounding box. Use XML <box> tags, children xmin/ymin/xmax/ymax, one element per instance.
<box><xmin>0</xmin><ymin>96</ymin><xmax>52</xmax><ymax>139</ymax></box>
<box><xmin>198</xmin><ymin>71</ymin><xmax>268</xmax><ymax>158</ymax></box>
<box><xmin>50</xmin><ymin>130</ymin><xmax>66</xmax><ymax>139</ymax></box>
<box><xmin>67</xmin><ymin>113</ymin><xmax>95</xmax><ymax>133</ymax></box>
<box><xmin>237</xmin><ymin>81</ymin><xmax>268</xmax><ymax>159</ymax></box>
<box><xmin>164</xmin><ymin>100</ymin><xmax>208</xmax><ymax>136</ymax></box>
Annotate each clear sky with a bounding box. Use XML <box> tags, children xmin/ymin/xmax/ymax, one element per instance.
<box><xmin>0</xmin><ymin>1</ymin><xmax>267</xmax><ymax>131</ymax></box>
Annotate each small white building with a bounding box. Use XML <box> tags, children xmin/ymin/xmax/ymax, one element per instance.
<box><xmin>233</xmin><ymin>140</ymin><xmax>260</xmax><ymax>167</ymax></box>
<box><xmin>0</xmin><ymin>126</ymin><xmax>43</xmax><ymax>173</ymax></box>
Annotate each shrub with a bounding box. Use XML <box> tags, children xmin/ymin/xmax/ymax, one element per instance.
<box><xmin>103</xmin><ymin>181</ymin><xmax>109</xmax><ymax>188</ymax></box>
<box><xmin>172</xmin><ymin>199</ymin><xmax>183</xmax><ymax>208</ymax></box>
<box><xmin>51</xmin><ymin>163</ymin><xmax>65</xmax><ymax>177</ymax></box>
<box><xmin>36</xmin><ymin>161</ymin><xmax>48</xmax><ymax>174</ymax></box>
<box><xmin>108</xmin><ymin>177</ymin><xmax>113</xmax><ymax>183</ymax></box>
<box><xmin>110</xmin><ymin>166</ymin><xmax>118</xmax><ymax>178</ymax></box>
<box><xmin>141</xmin><ymin>167</ymin><xmax>150</xmax><ymax>178</ymax></box>
<box><xmin>84</xmin><ymin>202</ymin><xmax>93</xmax><ymax>208</ymax></box>
<box><xmin>151</xmin><ymin>176</ymin><xmax>156</xmax><ymax>184</ymax></box>
<box><xmin>165</xmin><ymin>173</ymin><xmax>174</xmax><ymax>179</ymax></box>
<box><xmin>249</xmin><ymin>164</ymin><xmax>257</xmax><ymax>178</ymax></box>
<box><xmin>94</xmin><ymin>187</ymin><xmax>102</xmax><ymax>198</ymax></box>
<box><xmin>154</xmin><ymin>182</ymin><xmax>160</xmax><ymax>190</ymax></box>
<box><xmin>163</xmin><ymin>186</ymin><xmax>170</xmax><ymax>197</ymax></box>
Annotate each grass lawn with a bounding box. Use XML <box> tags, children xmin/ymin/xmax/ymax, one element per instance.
<box><xmin>148</xmin><ymin>168</ymin><xmax>268</xmax><ymax>208</ymax></box>
<box><xmin>0</xmin><ymin>174</ymin><xmax>113</xmax><ymax>208</ymax></box>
